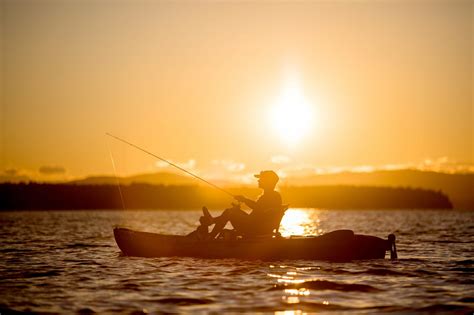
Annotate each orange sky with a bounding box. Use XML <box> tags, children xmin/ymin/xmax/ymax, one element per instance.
<box><xmin>1</xmin><ymin>1</ymin><xmax>473</xmax><ymax>182</ymax></box>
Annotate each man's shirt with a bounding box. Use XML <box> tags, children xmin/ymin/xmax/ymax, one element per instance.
<box><xmin>250</xmin><ymin>190</ymin><xmax>282</xmax><ymax>215</ymax></box>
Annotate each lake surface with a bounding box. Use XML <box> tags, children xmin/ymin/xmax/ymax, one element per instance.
<box><xmin>1</xmin><ymin>209</ymin><xmax>473</xmax><ymax>314</ymax></box>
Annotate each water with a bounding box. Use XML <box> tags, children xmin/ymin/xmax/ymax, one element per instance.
<box><xmin>1</xmin><ymin>209</ymin><xmax>473</xmax><ymax>314</ymax></box>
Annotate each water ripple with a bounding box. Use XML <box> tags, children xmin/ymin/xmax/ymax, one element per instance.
<box><xmin>271</xmin><ymin>279</ymin><xmax>381</xmax><ymax>292</ymax></box>
<box><xmin>0</xmin><ymin>209</ymin><xmax>473</xmax><ymax>314</ymax></box>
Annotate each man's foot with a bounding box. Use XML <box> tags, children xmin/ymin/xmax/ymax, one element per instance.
<box><xmin>199</xmin><ymin>216</ymin><xmax>212</xmax><ymax>226</ymax></box>
<box><xmin>202</xmin><ymin>207</ymin><xmax>213</xmax><ymax>221</ymax></box>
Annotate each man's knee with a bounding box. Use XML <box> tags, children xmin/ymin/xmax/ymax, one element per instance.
<box><xmin>222</xmin><ymin>208</ymin><xmax>234</xmax><ymax>219</ymax></box>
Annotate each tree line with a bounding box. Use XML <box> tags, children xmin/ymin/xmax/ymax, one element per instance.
<box><xmin>0</xmin><ymin>183</ymin><xmax>453</xmax><ymax>210</ymax></box>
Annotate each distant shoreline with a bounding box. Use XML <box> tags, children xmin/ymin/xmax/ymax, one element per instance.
<box><xmin>0</xmin><ymin>208</ymin><xmax>458</xmax><ymax>212</ymax></box>
<box><xmin>1</xmin><ymin>183</ymin><xmax>453</xmax><ymax>210</ymax></box>
<box><xmin>2</xmin><ymin>169</ymin><xmax>472</xmax><ymax>210</ymax></box>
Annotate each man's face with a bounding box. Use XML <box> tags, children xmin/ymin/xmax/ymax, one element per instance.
<box><xmin>258</xmin><ymin>177</ymin><xmax>273</xmax><ymax>189</ymax></box>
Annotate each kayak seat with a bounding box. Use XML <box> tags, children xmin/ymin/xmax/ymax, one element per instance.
<box><xmin>270</xmin><ymin>204</ymin><xmax>289</xmax><ymax>237</ymax></box>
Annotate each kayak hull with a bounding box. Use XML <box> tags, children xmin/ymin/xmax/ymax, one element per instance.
<box><xmin>114</xmin><ymin>228</ymin><xmax>392</xmax><ymax>261</ymax></box>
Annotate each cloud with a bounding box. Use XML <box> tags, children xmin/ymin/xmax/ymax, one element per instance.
<box><xmin>271</xmin><ymin>155</ymin><xmax>291</xmax><ymax>164</ymax></box>
<box><xmin>380</xmin><ymin>163</ymin><xmax>412</xmax><ymax>171</ymax></box>
<box><xmin>39</xmin><ymin>166</ymin><xmax>66</xmax><ymax>175</ymax></box>
<box><xmin>276</xmin><ymin>157</ymin><xmax>474</xmax><ymax>179</ymax></box>
<box><xmin>211</xmin><ymin>160</ymin><xmax>245</xmax><ymax>172</ymax></box>
<box><xmin>376</xmin><ymin>157</ymin><xmax>473</xmax><ymax>173</ymax></box>
<box><xmin>350</xmin><ymin>165</ymin><xmax>376</xmax><ymax>173</ymax></box>
<box><xmin>0</xmin><ymin>168</ymin><xmax>31</xmax><ymax>183</ymax></box>
<box><xmin>416</xmin><ymin>157</ymin><xmax>474</xmax><ymax>173</ymax></box>
<box><xmin>4</xmin><ymin>168</ymin><xmax>18</xmax><ymax>176</ymax></box>
<box><xmin>155</xmin><ymin>159</ymin><xmax>196</xmax><ymax>171</ymax></box>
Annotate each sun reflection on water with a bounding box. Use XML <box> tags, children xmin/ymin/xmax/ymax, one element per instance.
<box><xmin>283</xmin><ymin>296</ymin><xmax>300</xmax><ymax>304</ymax></box>
<box><xmin>279</xmin><ymin>208</ymin><xmax>321</xmax><ymax>237</ymax></box>
<box><xmin>275</xmin><ymin>311</ymin><xmax>303</xmax><ymax>315</ymax></box>
<box><xmin>284</xmin><ymin>288</ymin><xmax>310</xmax><ymax>296</ymax></box>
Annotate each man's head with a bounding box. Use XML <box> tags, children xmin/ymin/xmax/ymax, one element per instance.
<box><xmin>254</xmin><ymin>170</ymin><xmax>279</xmax><ymax>190</ymax></box>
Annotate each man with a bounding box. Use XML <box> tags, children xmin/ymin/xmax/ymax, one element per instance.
<box><xmin>201</xmin><ymin>170</ymin><xmax>282</xmax><ymax>239</ymax></box>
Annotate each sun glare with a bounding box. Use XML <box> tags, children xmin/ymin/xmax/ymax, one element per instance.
<box><xmin>270</xmin><ymin>78</ymin><xmax>313</xmax><ymax>145</ymax></box>
<box><xmin>279</xmin><ymin>209</ymin><xmax>312</xmax><ymax>236</ymax></box>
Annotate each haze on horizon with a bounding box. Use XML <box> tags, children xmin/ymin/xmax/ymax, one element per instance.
<box><xmin>1</xmin><ymin>1</ymin><xmax>473</xmax><ymax>182</ymax></box>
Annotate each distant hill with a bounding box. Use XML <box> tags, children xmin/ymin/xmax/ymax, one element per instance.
<box><xmin>0</xmin><ymin>174</ymin><xmax>31</xmax><ymax>183</ymax></box>
<box><xmin>71</xmin><ymin>169</ymin><xmax>473</xmax><ymax>210</ymax></box>
<box><xmin>69</xmin><ymin>172</ymin><xmax>198</xmax><ymax>186</ymax></box>
<box><xmin>0</xmin><ymin>183</ymin><xmax>452</xmax><ymax>210</ymax></box>
<box><xmin>3</xmin><ymin>169</ymin><xmax>472</xmax><ymax>209</ymax></box>
<box><xmin>284</xmin><ymin>170</ymin><xmax>473</xmax><ymax>210</ymax></box>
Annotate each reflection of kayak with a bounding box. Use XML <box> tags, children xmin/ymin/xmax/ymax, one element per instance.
<box><xmin>114</xmin><ymin>228</ymin><xmax>397</xmax><ymax>261</ymax></box>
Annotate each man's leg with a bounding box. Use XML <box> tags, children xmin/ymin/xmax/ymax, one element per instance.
<box><xmin>208</xmin><ymin>208</ymin><xmax>231</xmax><ymax>239</ymax></box>
<box><xmin>228</xmin><ymin>210</ymin><xmax>251</xmax><ymax>234</ymax></box>
<box><xmin>199</xmin><ymin>207</ymin><xmax>213</xmax><ymax>226</ymax></box>
<box><xmin>208</xmin><ymin>207</ymin><xmax>249</xmax><ymax>239</ymax></box>
<box><xmin>187</xmin><ymin>206</ymin><xmax>214</xmax><ymax>239</ymax></box>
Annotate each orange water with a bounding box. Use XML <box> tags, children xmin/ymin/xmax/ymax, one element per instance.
<box><xmin>1</xmin><ymin>209</ymin><xmax>473</xmax><ymax>313</ymax></box>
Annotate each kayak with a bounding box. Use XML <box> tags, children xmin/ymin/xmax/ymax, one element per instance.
<box><xmin>114</xmin><ymin>228</ymin><xmax>397</xmax><ymax>261</ymax></box>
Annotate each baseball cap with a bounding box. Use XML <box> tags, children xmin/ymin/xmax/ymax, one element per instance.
<box><xmin>254</xmin><ymin>170</ymin><xmax>279</xmax><ymax>183</ymax></box>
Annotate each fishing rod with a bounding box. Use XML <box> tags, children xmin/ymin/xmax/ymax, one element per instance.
<box><xmin>106</xmin><ymin>133</ymin><xmax>235</xmax><ymax>198</ymax></box>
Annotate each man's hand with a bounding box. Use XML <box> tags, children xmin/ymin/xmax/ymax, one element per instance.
<box><xmin>234</xmin><ymin>195</ymin><xmax>247</xmax><ymax>203</ymax></box>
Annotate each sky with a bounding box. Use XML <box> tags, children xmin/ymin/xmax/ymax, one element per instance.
<box><xmin>1</xmin><ymin>1</ymin><xmax>473</xmax><ymax>182</ymax></box>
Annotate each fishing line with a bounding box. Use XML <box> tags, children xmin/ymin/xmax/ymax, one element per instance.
<box><xmin>107</xmin><ymin>140</ymin><xmax>126</xmax><ymax>210</ymax></box>
<box><xmin>106</xmin><ymin>133</ymin><xmax>235</xmax><ymax>198</ymax></box>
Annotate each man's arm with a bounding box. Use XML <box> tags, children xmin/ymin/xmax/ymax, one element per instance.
<box><xmin>234</xmin><ymin>195</ymin><xmax>258</xmax><ymax>210</ymax></box>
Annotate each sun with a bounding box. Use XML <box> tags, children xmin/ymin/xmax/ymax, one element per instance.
<box><xmin>269</xmin><ymin>78</ymin><xmax>313</xmax><ymax>145</ymax></box>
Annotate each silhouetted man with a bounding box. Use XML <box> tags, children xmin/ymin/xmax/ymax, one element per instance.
<box><xmin>201</xmin><ymin>170</ymin><xmax>282</xmax><ymax>239</ymax></box>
